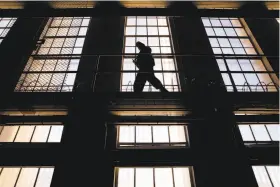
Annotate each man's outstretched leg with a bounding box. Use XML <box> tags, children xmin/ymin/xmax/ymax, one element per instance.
<box><xmin>133</xmin><ymin>73</ymin><xmax>146</xmax><ymax>92</ymax></box>
<box><xmin>147</xmin><ymin>73</ymin><xmax>169</xmax><ymax>92</ymax></box>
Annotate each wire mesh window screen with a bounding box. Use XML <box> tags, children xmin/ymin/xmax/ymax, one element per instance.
<box><xmin>238</xmin><ymin>124</ymin><xmax>279</xmax><ymax>145</ymax></box>
<box><xmin>115</xmin><ymin>167</ymin><xmax>194</xmax><ymax>187</ymax></box>
<box><xmin>0</xmin><ymin>17</ymin><xmax>17</xmax><ymax>44</ymax></box>
<box><xmin>122</xmin><ymin>16</ymin><xmax>180</xmax><ymax>92</ymax></box>
<box><xmin>202</xmin><ymin>17</ymin><xmax>278</xmax><ymax>92</ymax></box>
<box><xmin>252</xmin><ymin>166</ymin><xmax>280</xmax><ymax>187</ymax></box>
<box><xmin>0</xmin><ymin>123</ymin><xmax>64</xmax><ymax>143</ymax></box>
<box><xmin>117</xmin><ymin>125</ymin><xmax>188</xmax><ymax>148</ymax></box>
<box><xmin>15</xmin><ymin>17</ymin><xmax>90</xmax><ymax>92</ymax></box>
<box><xmin>0</xmin><ymin>167</ymin><xmax>54</xmax><ymax>187</ymax></box>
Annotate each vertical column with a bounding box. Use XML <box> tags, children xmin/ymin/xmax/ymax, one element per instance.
<box><xmin>0</xmin><ymin>17</ymin><xmax>47</xmax><ymax>94</ymax></box>
<box><xmin>241</xmin><ymin>2</ymin><xmax>279</xmax><ymax>74</ymax></box>
<box><xmin>74</xmin><ymin>2</ymin><xmax>125</xmax><ymax>93</ymax></box>
<box><xmin>168</xmin><ymin>2</ymin><xmax>254</xmax><ymax>187</ymax></box>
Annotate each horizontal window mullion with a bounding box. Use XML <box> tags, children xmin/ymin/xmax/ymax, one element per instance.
<box><xmin>44</xmin><ymin>35</ymin><xmax>86</xmax><ymax>39</ymax></box>
<box><xmin>22</xmin><ymin>71</ymin><xmax>77</xmax><ymax>73</ymax></box>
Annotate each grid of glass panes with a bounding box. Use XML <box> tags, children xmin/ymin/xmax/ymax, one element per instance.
<box><xmin>116</xmin><ymin>167</ymin><xmax>194</xmax><ymax>187</ymax></box>
<box><xmin>0</xmin><ymin>17</ymin><xmax>16</xmax><ymax>44</ymax></box>
<box><xmin>202</xmin><ymin>17</ymin><xmax>278</xmax><ymax>92</ymax></box>
<box><xmin>15</xmin><ymin>17</ymin><xmax>90</xmax><ymax>92</ymax></box>
<box><xmin>118</xmin><ymin>125</ymin><xmax>187</xmax><ymax>148</ymax></box>
<box><xmin>0</xmin><ymin>167</ymin><xmax>54</xmax><ymax>187</ymax></box>
<box><xmin>252</xmin><ymin>166</ymin><xmax>280</xmax><ymax>187</ymax></box>
<box><xmin>0</xmin><ymin>123</ymin><xmax>63</xmax><ymax>143</ymax></box>
<box><xmin>122</xmin><ymin>16</ymin><xmax>179</xmax><ymax>92</ymax></box>
<box><xmin>238</xmin><ymin>124</ymin><xmax>279</xmax><ymax>144</ymax></box>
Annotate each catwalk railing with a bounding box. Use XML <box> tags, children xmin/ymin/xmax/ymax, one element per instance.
<box><xmin>14</xmin><ymin>53</ymin><xmax>279</xmax><ymax>93</ymax></box>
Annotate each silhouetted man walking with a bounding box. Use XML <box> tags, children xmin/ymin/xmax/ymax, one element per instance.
<box><xmin>133</xmin><ymin>41</ymin><xmax>169</xmax><ymax>92</ymax></box>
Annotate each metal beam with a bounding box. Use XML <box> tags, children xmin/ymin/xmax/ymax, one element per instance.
<box><xmin>0</xmin><ymin>8</ymin><xmax>278</xmax><ymax>18</ymax></box>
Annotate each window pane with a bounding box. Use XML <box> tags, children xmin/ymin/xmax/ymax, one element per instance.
<box><xmin>0</xmin><ymin>126</ymin><xmax>19</xmax><ymax>142</ymax></box>
<box><xmin>118</xmin><ymin>168</ymin><xmax>134</xmax><ymax>187</ymax></box>
<box><xmin>267</xmin><ymin>166</ymin><xmax>280</xmax><ymax>187</ymax></box>
<box><xmin>126</xmin><ymin>37</ymin><xmax>136</xmax><ymax>46</ymax></box>
<box><xmin>251</xmin><ymin>125</ymin><xmax>271</xmax><ymax>141</ymax></box>
<box><xmin>240</xmin><ymin>39</ymin><xmax>253</xmax><ymax>47</ymax></box>
<box><xmin>14</xmin><ymin>126</ymin><xmax>35</xmax><ymax>142</ymax></box>
<box><xmin>137</xmin><ymin>17</ymin><xmax>146</xmax><ymax>26</ymax></box>
<box><xmin>218</xmin><ymin>38</ymin><xmax>230</xmax><ymax>47</ymax></box>
<box><xmin>205</xmin><ymin>28</ymin><xmax>215</xmax><ymax>36</ymax></box>
<box><xmin>226</xmin><ymin>59</ymin><xmax>241</xmax><ymax>71</ymax></box>
<box><xmin>209</xmin><ymin>38</ymin><xmax>219</xmax><ymax>47</ymax></box>
<box><xmin>231</xmin><ymin>19</ymin><xmax>242</xmax><ymax>27</ymax></box>
<box><xmin>0</xmin><ymin>168</ymin><xmax>21</xmax><ymax>187</ymax></box>
<box><xmin>235</xmin><ymin>28</ymin><xmax>247</xmax><ymax>36</ymax></box>
<box><xmin>229</xmin><ymin>38</ymin><xmax>242</xmax><ymax>47</ymax></box>
<box><xmin>136</xmin><ymin>126</ymin><xmax>152</xmax><ymax>143</ymax></box>
<box><xmin>202</xmin><ymin>18</ymin><xmax>211</xmax><ymax>26</ymax></box>
<box><xmin>210</xmin><ymin>19</ymin><xmax>221</xmax><ymax>26</ymax></box>
<box><xmin>220</xmin><ymin>19</ymin><xmax>232</xmax><ymax>27</ymax></box>
<box><xmin>147</xmin><ymin>17</ymin><xmax>157</xmax><ymax>26</ymax></box>
<box><xmin>48</xmin><ymin>126</ymin><xmax>63</xmax><ymax>142</ymax></box>
<box><xmin>35</xmin><ymin>168</ymin><xmax>54</xmax><ymax>187</ymax></box>
<box><xmin>119</xmin><ymin>126</ymin><xmax>135</xmax><ymax>143</ymax></box>
<box><xmin>214</xmin><ymin>28</ymin><xmax>226</xmax><ymax>36</ymax></box>
<box><xmin>31</xmin><ymin>126</ymin><xmax>51</xmax><ymax>142</ymax></box>
<box><xmin>224</xmin><ymin>28</ymin><xmax>237</xmax><ymax>36</ymax></box>
<box><xmin>137</xmin><ymin>27</ymin><xmax>147</xmax><ymax>35</ymax></box>
<box><xmin>217</xmin><ymin>59</ymin><xmax>227</xmax><ymax>71</ymax></box>
<box><xmin>252</xmin><ymin>166</ymin><xmax>273</xmax><ymax>187</ymax></box>
<box><xmin>155</xmin><ymin>168</ymin><xmax>173</xmax><ymax>187</ymax></box>
<box><xmin>136</xmin><ymin>37</ymin><xmax>147</xmax><ymax>45</ymax></box>
<box><xmin>16</xmin><ymin>168</ymin><xmax>39</xmax><ymax>187</ymax></box>
<box><xmin>127</xmin><ymin>17</ymin><xmax>136</xmax><ymax>26</ymax></box>
<box><xmin>160</xmin><ymin>37</ymin><xmax>170</xmax><ymax>46</ymax></box>
<box><xmin>148</xmin><ymin>27</ymin><xmax>158</xmax><ymax>35</ymax></box>
<box><xmin>149</xmin><ymin>37</ymin><xmax>160</xmax><ymax>46</ymax></box>
<box><xmin>158</xmin><ymin>18</ymin><xmax>167</xmax><ymax>26</ymax></box>
<box><xmin>174</xmin><ymin>168</ymin><xmax>191</xmax><ymax>187</ymax></box>
<box><xmin>126</xmin><ymin>27</ymin><xmax>135</xmax><ymax>35</ymax></box>
<box><xmin>136</xmin><ymin>168</ymin><xmax>153</xmax><ymax>187</ymax></box>
<box><xmin>162</xmin><ymin>59</ymin><xmax>175</xmax><ymax>71</ymax></box>
<box><xmin>238</xmin><ymin>125</ymin><xmax>255</xmax><ymax>141</ymax></box>
<box><xmin>266</xmin><ymin>125</ymin><xmax>280</xmax><ymax>141</ymax></box>
<box><xmin>169</xmin><ymin>126</ymin><xmax>186</xmax><ymax>143</ymax></box>
<box><xmin>239</xmin><ymin>60</ymin><xmax>254</xmax><ymax>71</ymax></box>
<box><xmin>153</xmin><ymin>126</ymin><xmax>169</xmax><ymax>143</ymax></box>
<box><xmin>158</xmin><ymin>27</ymin><xmax>169</xmax><ymax>35</ymax></box>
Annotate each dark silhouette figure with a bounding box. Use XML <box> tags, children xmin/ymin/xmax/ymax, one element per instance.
<box><xmin>133</xmin><ymin>42</ymin><xmax>169</xmax><ymax>93</ymax></box>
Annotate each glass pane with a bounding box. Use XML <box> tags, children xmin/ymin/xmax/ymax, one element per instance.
<box><xmin>174</xmin><ymin>168</ymin><xmax>191</xmax><ymax>187</ymax></box>
<box><xmin>205</xmin><ymin>28</ymin><xmax>215</xmax><ymax>36</ymax></box>
<box><xmin>64</xmin><ymin>73</ymin><xmax>76</xmax><ymax>86</ymax></box>
<box><xmin>226</xmin><ymin>59</ymin><xmax>241</xmax><ymax>71</ymax></box>
<box><xmin>238</xmin><ymin>125</ymin><xmax>255</xmax><ymax>141</ymax></box>
<box><xmin>235</xmin><ymin>28</ymin><xmax>247</xmax><ymax>36</ymax></box>
<box><xmin>214</xmin><ymin>28</ymin><xmax>226</xmax><ymax>36</ymax></box>
<box><xmin>155</xmin><ymin>168</ymin><xmax>173</xmax><ymax>187</ymax></box>
<box><xmin>267</xmin><ymin>166</ymin><xmax>280</xmax><ymax>187</ymax></box>
<box><xmin>14</xmin><ymin>126</ymin><xmax>35</xmax><ymax>142</ymax></box>
<box><xmin>0</xmin><ymin>126</ymin><xmax>19</xmax><ymax>142</ymax></box>
<box><xmin>153</xmin><ymin>126</ymin><xmax>169</xmax><ymax>143</ymax></box>
<box><xmin>250</xmin><ymin>60</ymin><xmax>266</xmax><ymax>71</ymax></box>
<box><xmin>78</xmin><ymin>27</ymin><xmax>88</xmax><ymax>36</ymax></box>
<box><xmin>31</xmin><ymin>126</ymin><xmax>51</xmax><ymax>142</ymax></box>
<box><xmin>118</xmin><ymin>168</ymin><xmax>134</xmax><ymax>187</ymax></box>
<box><xmin>162</xmin><ymin>59</ymin><xmax>175</xmax><ymax>71</ymax></box>
<box><xmin>136</xmin><ymin>168</ymin><xmax>153</xmax><ymax>187</ymax></box>
<box><xmin>159</xmin><ymin>37</ymin><xmax>170</xmax><ymax>46</ymax></box>
<box><xmin>169</xmin><ymin>126</ymin><xmax>186</xmax><ymax>143</ymax></box>
<box><xmin>220</xmin><ymin>19</ymin><xmax>232</xmax><ymax>27</ymax></box>
<box><xmin>209</xmin><ymin>38</ymin><xmax>219</xmax><ymax>47</ymax></box>
<box><xmin>251</xmin><ymin>125</ymin><xmax>271</xmax><ymax>141</ymax></box>
<box><xmin>229</xmin><ymin>38</ymin><xmax>242</xmax><ymax>47</ymax></box>
<box><xmin>137</xmin><ymin>17</ymin><xmax>146</xmax><ymax>26</ymax></box>
<box><xmin>126</xmin><ymin>37</ymin><xmax>136</xmax><ymax>46</ymax></box>
<box><xmin>148</xmin><ymin>27</ymin><xmax>158</xmax><ymax>35</ymax></box>
<box><xmin>136</xmin><ymin>126</ymin><xmax>152</xmax><ymax>143</ymax></box>
<box><xmin>202</xmin><ymin>18</ymin><xmax>211</xmax><ymax>26</ymax></box>
<box><xmin>137</xmin><ymin>27</ymin><xmax>147</xmax><ymax>35</ymax></box>
<box><xmin>245</xmin><ymin>48</ymin><xmax>257</xmax><ymax>55</ymax></box>
<box><xmin>0</xmin><ymin>168</ymin><xmax>21</xmax><ymax>187</ymax></box>
<box><xmin>238</xmin><ymin>59</ymin><xmax>254</xmax><ymax>71</ymax></box>
<box><xmin>210</xmin><ymin>19</ymin><xmax>221</xmax><ymax>26</ymax></box>
<box><xmin>48</xmin><ymin>126</ymin><xmax>63</xmax><ymax>142</ymax></box>
<box><xmin>127</xmin><ymin>17</ymin><xmax>136</xmax><ymax>25</ymax></box>
<box><xmin>75</xmin><ymin>38</ymin><xmax>85</xmax><ymax>47</ymax></box>
<box><xmin>218</xmin><ymin>38</ymin><xmax>230</xmax><ymax>47</ymax></box>
<box><xmin>231</xmin><ymin>19</ymin><xmax>242</xmax><ymax>27</ymax></box>
<box><xmin>224</xmin><ymin>28</ymin><xmax>237</xmax><ymax>36</ymax></box>
<box><xmin>240</xmin><ymin>39</ymin><xmax>253</xmax><ymax>47</ymax></box>
<box><xmin>126</xmin><ymin>27</ymin><xmax>135</xmax><ymax>35</ymax></box>
<box><xmin>16</xmin><ymin>168</ymin><xmax>39</xmax><ymax>187</ymax></box>
<box><xmin>158</xmin><ymin>27</ymin><xmax>169</xmax><ymax>35</ymax></box>
<box><xmin>252</xmin><ymin>166</ymin><xmax>273</xmax><ymax>187</ymax></box>
<box><xmin>266</xmin><ymin>125</ymin><xmax>280</xmax><ymax>141</ymax></box>
<box><xmin>119</xmin><ymin>126</ymin><xmax>135</xmax><ymax>143</ymax></box>
<box><xmin>158</xmin><ymin>18</ymin><xmax>167</xmax><ymax>26</ymax></box>
<box><xmin>217</xmin><ymin>59</ymin><xmax>227</xmax><ymax>71</ymax></box>
<box><xmin>147</xmin><ymin>17</ymin><xmax>157</xmax><ymax>26</ymax></box>
<box><xmin>35</xmin><ymin>168</ymin><xmax>54</xmax><ymax>187</ymax></box>
<box><xmin>149</xmin><ymin>37</ymin><xmax>160</xmax><ymax>46</ymax></box>
<box><xmin>232</xmin><ymin>73</ymin><xmax>246</xmax><ymax>86</ymax></box>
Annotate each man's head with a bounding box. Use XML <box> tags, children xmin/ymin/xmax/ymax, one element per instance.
<box><xmin>136</xmin><ymin>41</ymin><xmax>145</xmax><ymax>50</ymax></box>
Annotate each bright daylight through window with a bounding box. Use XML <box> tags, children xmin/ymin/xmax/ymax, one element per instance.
<box><xmin>202</xmin><ymin>17</ymin><xmax>278</xmax><ymax>92</ymax></box>
<box><xmin>252</xmin><ymin>166</ymin><xmax>280</xmax><ymax>187</ymax></box>
<box><xmin>238</xmin><ymin>124</ymin><xmax>279</xmax><ymax>144</ymax></box>
<box><xmin>0</xmin><ymin>123</ymin><xmax>64</xmax><ymax>143</ymax></box>
<box><xmin>116</xmin><ymin>167</ymin><xmax>194</xmax><ymax>187</ymax></box>
<box><xmin>0</xmin><ymin>17</ymin><xmax>17</xmax><ymax>44</ymax></box>
<box><xmin>0</xmin><ymin>167</ymin><xmax>54</xmax><ymax>187</ymax></box>
<box><xmin>122</xmin><ymin>16</ymin><xmax>179</xmax><ymax>92</ymax></box>
<box><xmin>15</xmin><ymin>17</ymin><xmax>90</xmax><ymax>92</ymax></box>
<box><xmin>118</xmin><ymin>125</ymin><xmax>188</xmax><ymax>148</ymax></box>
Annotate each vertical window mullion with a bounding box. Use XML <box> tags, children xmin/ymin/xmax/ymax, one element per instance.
<box><xmin>33</xmin><ymin>167</ymin><xmax>41</xmax><ymax>187</ymax></box>
<box><xmin>12</xmin><ymin>126</ymin><xmax>20</xmax><ymax>142</ymax></box>
<box><xmin>14</xmin><ymin>167</ymin><xmax>23</xmax><ymax>187</ymax></box>
<box><xmin>264</xmin><ymin>166</ymin><xmax>275</xmax><ymax>187</ymax></box>
<box><xmin>30</xmin><ymin>125</ymin><xmax>37</xmax><ymax>142</ymax></box>
<box><xmin>249</xmin><ymin>124</ymin><xmax>257</xmax><ymax>143</ymax></box>
<box><xmin>264</xmin><ymin>124</ymin><xmax>273</xmax><ymax>141</ymax></box>
<box><xmin>46</xmin><ymin>125</ymin><xmax>53</xmax><ymax>142</ymax></box>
